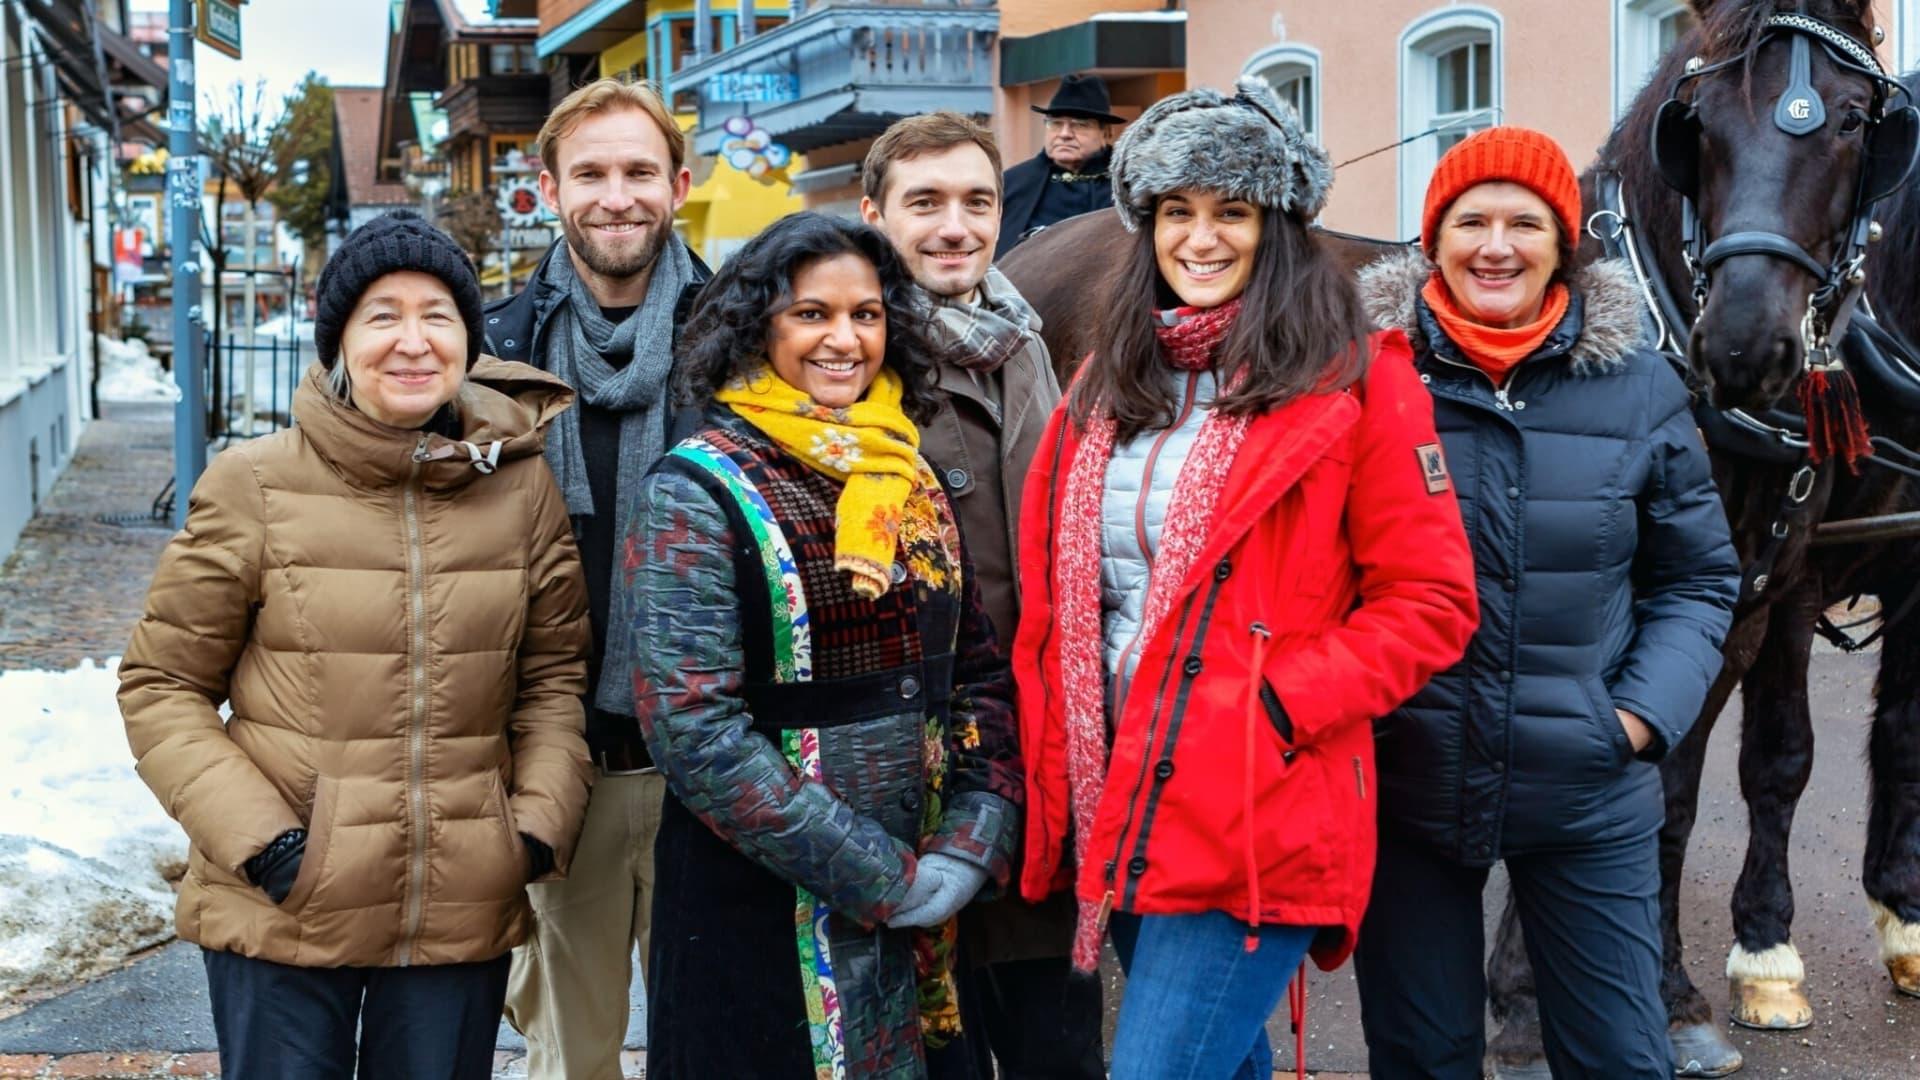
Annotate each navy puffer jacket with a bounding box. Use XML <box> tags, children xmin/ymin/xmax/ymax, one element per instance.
<box><xmin>1358</xmin><ymin>251</ymin><xmax>1740</xmax><ymax>866</ymax></box>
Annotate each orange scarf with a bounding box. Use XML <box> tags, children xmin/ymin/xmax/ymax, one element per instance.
<box><xmin>1421</xmin><ymin>274</ymin><xmax>1570</xmax><ymax>383</ymax></box>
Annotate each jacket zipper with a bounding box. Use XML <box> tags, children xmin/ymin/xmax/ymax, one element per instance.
<box><xmin>1429</xmin><ymin>351</ymin><xmax>1520</xmax><ymax>411</ymax></box>
<box><xmin>1112</xmin><ymin>370</ymin><xmax>1201</xmax><ymax>710</ymax></box>
<box><xmin>398</xmin><ymin>434</ymin><xmax>431</xmax><ymax>965</ymax></box>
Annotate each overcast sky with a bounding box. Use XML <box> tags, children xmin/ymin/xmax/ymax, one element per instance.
<box><xmin>129</xmin><ymin>0</ymin><xmax>499</xmax><ymax>116</ymax></box>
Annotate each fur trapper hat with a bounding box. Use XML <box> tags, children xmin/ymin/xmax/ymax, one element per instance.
<box><xmin>1110</xmin><ymin>76</ymin><xmax>1332</xmax><ymax>232</ymax></box>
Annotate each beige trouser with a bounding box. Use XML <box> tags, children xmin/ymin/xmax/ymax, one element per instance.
<box><xmin>504</xmin><ymin>770</ymin><xmax>665</xmax><ymax>1080</ymax></box>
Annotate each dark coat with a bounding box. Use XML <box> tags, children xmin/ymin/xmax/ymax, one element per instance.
<box><xmin>480</xmin><ymin>239</ymin><xmax>711</xmax><ymax>756</ymax></box>
<box><xmin>912</xmin><ymin>281</ymin><xmax>1069</xmax><ymax>967</ymax></box>
<box><xmin>1357</xmin><ymin>250</ymin><xmax>1741</xmax><ymax>867</ymax></box>
<box><xmin>995</xmin><ymin>148</ymin><xmax>1114</xmax><ymax>259</ymax></box>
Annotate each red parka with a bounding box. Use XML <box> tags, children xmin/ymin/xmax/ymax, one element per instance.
<box><xmin>1012</xmin><ymin>330</ymin><xmax>1479</xmax><ymax>968</ymax></box>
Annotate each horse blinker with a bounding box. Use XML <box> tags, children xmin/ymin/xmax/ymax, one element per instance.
<box><xmin>1863</xmin><ymin>105</ymin><xmax>1920</xmax><ymax>204</ymax></box>
<box><xmin>1652</xmin><ymin>99</ymin><xmax>1703</xmax><ymax>197</ymax></box>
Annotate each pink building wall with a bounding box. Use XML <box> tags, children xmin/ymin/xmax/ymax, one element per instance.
<box><xmin>1181</xmin><ymin>1</ymin><xmax>1907</xmax><ymax>238</ymax></box>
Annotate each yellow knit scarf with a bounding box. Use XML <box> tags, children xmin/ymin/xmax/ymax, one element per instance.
<box><xmin>715</xmin><ymin>366</ymin><xmax>941</xmax><ymax>600</ymax></box>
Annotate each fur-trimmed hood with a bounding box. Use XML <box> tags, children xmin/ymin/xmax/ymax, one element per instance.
<box><xmin>1356</xmin><ymin>248</ymin><xmax>1649</xmax><ymax>374</ymax></box>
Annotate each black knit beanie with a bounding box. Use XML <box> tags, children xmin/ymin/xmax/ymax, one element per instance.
<box><xmin>314</xmin><ymin>209</ymin><xmax>485</xmax><ymax>369</ymax></box>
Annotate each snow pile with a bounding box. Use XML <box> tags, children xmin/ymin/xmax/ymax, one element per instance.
<box><xmin>96</xmin><ymin>336</ymin><xmax>179</xmax><ymax>404</ymax></box>
<box><xmin>0</xmin><ymin>659</ymin><xmax>186</xmax><ymax>1001</ymax></box>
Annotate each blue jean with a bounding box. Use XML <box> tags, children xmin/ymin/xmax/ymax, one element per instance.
<box><xmin>1108</xmin><ymin>910</ymin><xmax>1316</xmax><ymax>1080</ymax></box>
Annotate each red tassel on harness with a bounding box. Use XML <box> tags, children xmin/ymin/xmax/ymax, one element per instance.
<box><xmin>1797</xmin><ymin>366</ymin><xmax>1873</xmax><ymax>471</ymax></box>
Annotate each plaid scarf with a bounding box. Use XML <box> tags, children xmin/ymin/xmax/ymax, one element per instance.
<box><xmin>714</xmin><ymin>366</ymin><xmax>944</xmax><ymax>600</ymax></box>
<box><xmin>922</xmin><ymin>267</ymin><xmax>1042</xmax><ymax>374</ymax></box>
<box><xmin>1054</xmin><ymin>303</ymin><xmax>1251</xmax><ymax>970</ymax></box>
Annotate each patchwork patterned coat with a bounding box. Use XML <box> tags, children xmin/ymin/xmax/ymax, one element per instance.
<box><xmin>629</xmin><ymin>408</ymin><xmax>1020</xmax><ymax>1079</ymax></box>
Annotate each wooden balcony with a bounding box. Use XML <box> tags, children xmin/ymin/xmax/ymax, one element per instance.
<box><xmin>674</xmin><ymin>3</ymin><xmax>998</xmax><ymax>155</ymax></box>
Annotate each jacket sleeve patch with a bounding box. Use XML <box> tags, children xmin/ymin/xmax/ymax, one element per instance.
<box><xmin>1416</xmin><ymin>443</ymin><xmax>1451</xmax><ymax>494</ymax></box>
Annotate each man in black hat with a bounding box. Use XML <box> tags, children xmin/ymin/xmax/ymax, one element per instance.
<box><xmin>995</xmin><ymin>73</ymin><xmax>1125</xmax><ymax>258</ymax></box>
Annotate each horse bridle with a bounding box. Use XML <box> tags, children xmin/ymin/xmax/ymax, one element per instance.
<box><xmin>1650</xmin><ymin>12</ymin><xmax>1920</xmax><ymax>368</ymax></box>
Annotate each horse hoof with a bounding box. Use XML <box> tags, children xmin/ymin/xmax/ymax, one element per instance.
<box><xmin>1888</xmin><ymin>954</ymin><xmax>1920</xmax><ymax>998</ymax></box>
<box><xmin>1670</xmin><ymin>1021</ymin><xmax>1744</xmax><ymax>1077</ymax></box>
<box><xmin>1726</xmin><ymin>942</ymin><xmax>1812</xmax><ymax>1030</ymax></box>
<box><xmin>1727</xmin><ymin>978</ymin><xmax>1812</xmax><ymax>1030</ymax></box>
<box><xmin>1869</xmin><ymin>899</ymin><xmax>1920</xmax><ymax>997</ymax></box>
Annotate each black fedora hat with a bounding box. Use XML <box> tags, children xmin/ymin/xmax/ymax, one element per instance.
<box><xmin>1031</xmin><ymin>73</ymin><xmax>1125</xmax><ymax>125</ymax></box>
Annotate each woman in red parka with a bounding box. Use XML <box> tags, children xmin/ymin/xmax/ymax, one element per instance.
<box><xmin>1012</xmin><ymin>78</ymin><xmax>1480</xmax><ymax>1078</ymax></box>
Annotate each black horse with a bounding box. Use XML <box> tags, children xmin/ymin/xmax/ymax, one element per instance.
<box><xmin>1482</xmin><ymin>0</ymin><xmax>1920</xmax><ymax>1075</ymax></box>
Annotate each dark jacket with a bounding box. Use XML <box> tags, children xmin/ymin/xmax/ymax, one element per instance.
<box><xmin>1358</xmin><ymin>250</ymin><xmax>1741</xmax><ymax>867</ymax></box>
<box><xmin>482</xmin><ymin>239</ymin><xmax>711</xmax><ymax>758</ymax></box>
<box><xmin>913</xmin><ymin>280</ymin><xmax>1067</xmax><ymax>966</ymax></box>
<box><xmin>996</xmin><ymin>148</ymin><xmax>1114</xmax><ymax>259</ymax></box>
<box><xmin>631</xmin><ymin>408</ymin><xmax>1020</xmax><ymax>1077</ymax></box>
<box><xmin>915</xmin><ymin>284</ymin><xmax>1061</xmax><ymax>651</ymax></box>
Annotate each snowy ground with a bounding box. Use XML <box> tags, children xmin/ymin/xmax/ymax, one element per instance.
<box><xmin>97</xmin><ymin>333</ymin><xmax>314</xmax><ymax>434</ymax></box>
<box><xmin>96</xmin><ymin>337</ymin><xmax>177</xmax><ymax>405</ymax></box>
<box><xmin>0</xmin><ymin>660</ymin><xmax>185</xmax><ymax>1005</ymax></box>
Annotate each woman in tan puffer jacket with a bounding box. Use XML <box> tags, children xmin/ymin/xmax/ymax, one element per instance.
<box><xmin>119</xmin><ymin>211</ymin><xmax>592</xmax><ymax>1080</ymax></box>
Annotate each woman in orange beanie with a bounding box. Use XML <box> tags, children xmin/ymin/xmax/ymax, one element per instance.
<box><xmin>1350</xmin><ymin>126</ymin><xmax>1740</xmax><ymax>1078</ymax></box>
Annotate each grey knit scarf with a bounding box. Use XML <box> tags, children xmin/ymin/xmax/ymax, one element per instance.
<box><xmin>924</xmin><ymin>267</ymin><xmax>1041</xmax><ymax>373</ymax></box>
<box><xmin>539</xmin><ymin>236</ymin><xmax>692</xmax><ymax>716</ymax></box>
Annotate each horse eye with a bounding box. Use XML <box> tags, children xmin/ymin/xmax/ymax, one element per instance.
<box><xmin>1840</xmin><ymin>111</ymin><xmax>1866</xmax><ymax>134</ymax></box>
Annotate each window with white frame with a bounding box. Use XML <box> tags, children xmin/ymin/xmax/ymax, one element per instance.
<box><xmin>1399</xmin><ymin>8</ymin><xmax>1503</xmax><ymax>239</ymax></box>
<box><xmin>1615</xmin><ymin>0</ymin><xmax>1698</xmax><ymax>117</ymax></box>
<box><xmin>1242</xmin><ymin>44</ymin><xmax>1322</xmax><ymax>143</ymax></box>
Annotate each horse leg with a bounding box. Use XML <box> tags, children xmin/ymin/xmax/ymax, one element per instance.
<box><xmin>1726</xmin><ymin>584</ymin><xmax>1821</xmax><ymax>1031</ymax></box>
<box><xmin>1863</xmin><ymin>585</ymin><xmax>1920</xmax><ymax>997</ymax></box>
<box><xmin>1660</xmin><ymin>631</ymin><xmax>1755</xmax><ymax>1076</ymax></box>
<box><xmin>1486</xmin><ymin>891</ymin><xmax>1550</xmax><ymax>1079</ymax></box>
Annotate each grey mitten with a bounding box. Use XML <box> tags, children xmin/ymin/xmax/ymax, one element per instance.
<box><xmin>885</xmin><ymin>853</ymin><xmax>989</xmax><ymax>929</ymax></box>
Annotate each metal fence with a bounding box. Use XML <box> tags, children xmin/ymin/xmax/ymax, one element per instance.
<box><xmin>203</xmin><ymin>330</ymin><xmax>314</xmax><ymax>439</ymax></box>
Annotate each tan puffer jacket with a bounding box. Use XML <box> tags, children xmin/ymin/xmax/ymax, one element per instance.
<box><xmin>119</xmin><ymin>358</ymin><xmax>592</xmax><ymax>969</ymax></box>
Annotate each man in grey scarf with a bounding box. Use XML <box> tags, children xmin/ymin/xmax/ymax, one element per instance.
<box><xmin>863</xmin><ymin>114</ymin><xmax>1102</xmax><ymax>1079</ymax></box>
<box><xmin>484</xmin><ymin>79</ymin><xmax>709</xmax><ymax>1080</ymax></box>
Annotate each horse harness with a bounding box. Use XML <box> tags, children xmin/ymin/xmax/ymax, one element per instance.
<box><xmin>1591</xmin><ymin>12</ymin><xmax>1920</xmax><ymax>651</ymax></box>
<box><xmin>1650</xmin><ymin>13</ymin><xmax>1919</xmax><ymax>367</ymax></box>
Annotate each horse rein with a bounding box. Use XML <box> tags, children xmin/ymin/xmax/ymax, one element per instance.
<box><xmin>1653</xmin><ymin>13</ymin><xmax>1919</xmax><ymax>373</ymax></box>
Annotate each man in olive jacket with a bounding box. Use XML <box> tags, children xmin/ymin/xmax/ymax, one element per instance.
<box><xmin>862</xmin><ymin>113</ymin><xmax>1100</xmax><ymax>1079</ymax></box>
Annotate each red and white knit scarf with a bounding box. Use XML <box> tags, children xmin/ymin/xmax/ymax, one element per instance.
<box><xmin>1055</xmin><ymin>301</ymin><xmax>1251</xmax><ymax>970</ymax></box>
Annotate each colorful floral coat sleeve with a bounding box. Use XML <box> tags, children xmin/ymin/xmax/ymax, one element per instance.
<box><xmin>921</xmin><ymin>545</ymin><xmax>1021</xmax><ymax>891</ymax></box>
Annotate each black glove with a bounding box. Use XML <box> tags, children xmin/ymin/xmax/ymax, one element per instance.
<box><xmin>522</xmin><ymin>833</ymin><xmax>554</xmax><ymax>881</ymax></box>
<box><xmin>244</xmin><ymin>828</ymin><xmax>307</xmax><ymax>905</ymax></box>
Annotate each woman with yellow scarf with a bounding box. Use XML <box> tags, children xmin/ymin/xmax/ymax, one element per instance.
<box><xmin>629</xmin><ymin>212</ymin><xmax>1020</xmax><ymax>1079</ymax></box>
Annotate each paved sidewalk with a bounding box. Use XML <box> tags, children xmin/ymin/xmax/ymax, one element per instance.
<box><xmin>0</xmin><ymin>402</ymin><xmax>177</xmax><ymax>671</ymax></box>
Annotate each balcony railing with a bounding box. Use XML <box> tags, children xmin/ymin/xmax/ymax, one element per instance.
<box><xmin>673</xmin><ymin>3</ymin><xmax>998</xmax><ymax>155</ymax></box>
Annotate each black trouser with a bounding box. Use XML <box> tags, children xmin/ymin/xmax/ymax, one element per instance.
<box><xmin>203</xmin><ymin>948</ymin><xmax>510</xmax><ymax>1080</ymax></box>
<box><xmin>955</xmin><ymin>954</ymin><xmax>1106</xmax><ymax>1080</ymax></box>
<box><xmin>1353</xmin><ymin>829</ymin><xmax>1668</xmax><ymax>1080</ymax></box>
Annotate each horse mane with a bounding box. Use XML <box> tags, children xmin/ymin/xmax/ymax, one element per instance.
<box><xmin>1594</xmin><ymin>0</ymin><xmax>1883</xmax><ymax>309</ymax></box>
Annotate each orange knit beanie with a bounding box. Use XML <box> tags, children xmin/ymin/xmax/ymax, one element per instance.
<box><xmin>1421</xmin><ymin>126</ymin><xmax>1582</xmax><ymax>253</ymax></box>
